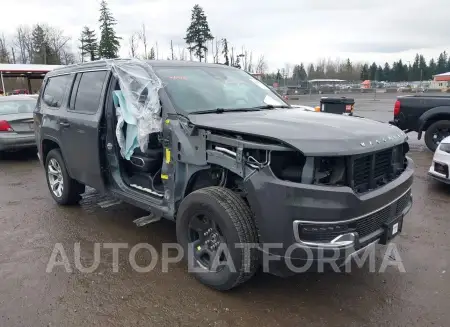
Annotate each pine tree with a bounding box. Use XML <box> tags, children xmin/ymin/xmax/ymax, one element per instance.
<box><xmin>149</xmin><ymin>47</ymin><xmax>155</xmax><ymax>60</ymax></box>
<box><xmin>360</xmin><ymin>64</ymin><xmax>369</xmax><ymax>80</ymax></box>
<box><xmin>79</xmin><ymin>26</ymin><xmax>98</xmax><ymax>62</ymax></box>
<box><xmin>383</xmin><ymin>63</ymin><xmax>391</xmax><ymax>81</ymax></box>
<box><xmin>31</xmin><ymin>24</ymin><xmax>57</xmax><ymax>64</ymax></box>
<box><xmin>222</xmin><ymin>38</ymin><xmax>229</xmax><ymax>65</ymax></box>
<box><xmin>98</xmin><ymin>0</ymin><xmax>121</xmax><ymax>59</ymax></box>
<box><xmin>307</xmin><ymin>64</ymin><xmax>315</xmax><ymax>79</ymax></box>
<box><xmin>369</xmin><ymin>62</ymin><xmax>377</xmax><ymax>80</ymax></box>
<box><xmin>436</xmin><ymin>51</ymin><xmax>447</xmax><ymax>74</ymax></box>
<box><xmin>184</xmin><ymin>4</ymin><xmax>214</xmax><ymax>62</ymax></box>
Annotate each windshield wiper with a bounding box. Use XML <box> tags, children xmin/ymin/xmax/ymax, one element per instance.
<box><xmin>251</xmin><ymin>104</ymin><xmax>291</xmax><ymax>110</ymax></box>
<box><xmin>191</xmin><ymin>107</ymin><xmax>262</xmax><ymax>115</ymax></box>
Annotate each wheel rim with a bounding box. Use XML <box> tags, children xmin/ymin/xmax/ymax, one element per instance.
<box><xmin>432</xmin><ymin>127</ymin><xmax>450</xmax><ymax>146</ymax></box>
<box><xmin>47</xmin><ymin>158</ymin><xmax>64</xmax><ymax>198</ymax></box>
<box><xmin>188</xmin><ymin>213</ymin><xmax>227</xmax><ymax>271</ymax></box>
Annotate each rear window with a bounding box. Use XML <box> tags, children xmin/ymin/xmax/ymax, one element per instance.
<box><xmin>0</xmin><ymin>99</ymin><xmax>37</xmax><ymax>114</ymax></box>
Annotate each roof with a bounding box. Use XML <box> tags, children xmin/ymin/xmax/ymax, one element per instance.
<box><xmin>434</xmin><ymin>72</ymin><xmax>450</xmax><ymax>77</ymax></box>
<box><xmin>47</xmin><ymin>59</ymin><xmax>238</xmax><ymax>77</ymax></box>
<box><xmin>0</xmin><ymin>95</ymin><xmax>38</xmax><ymax>101</ymax></box>
<box><xmin>0</xmin><ymin>64</ymin><xmax>64</xmax><ymax>73</ymax></box>
<box><xmin>308</xmin><ymin>79</ymin><xmax>346</xmax><ymax>82</ymax></box>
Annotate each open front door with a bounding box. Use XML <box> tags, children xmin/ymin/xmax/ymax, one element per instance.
<box><xmin>59</xmin><ymin>70</ymin><xmax>110</xmax><ymax>192</ymax></box>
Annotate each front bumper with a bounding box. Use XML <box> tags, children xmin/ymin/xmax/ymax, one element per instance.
<box><xmin>0</xmin><ymin>133</ymin><xmax>36</xmax><ymax>151</ymax></box>
<box><xmin>244</xmin><ymin>156</ymin><xmax>414</xmax><ymax>276</ymax></box>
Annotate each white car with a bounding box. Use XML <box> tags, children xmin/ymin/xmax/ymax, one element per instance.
<box><xmin>428</xmin><ymin>136</ymin><xmax>450</xmax><ymax>184</ymax></box>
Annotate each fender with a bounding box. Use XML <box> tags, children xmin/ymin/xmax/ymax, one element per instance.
<box><xmin>417</xmin><ymin>106</ymin><xmax>450</xmax><ymax>139</ymax></box>
<box><xmin>40</xmin><ymin>136</ymin><xmax>76</xmax><ymax>178</ymax></box>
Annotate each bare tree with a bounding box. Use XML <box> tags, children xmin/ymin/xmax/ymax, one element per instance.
<box><xmin>170</xmin><ymin>40</ymin><xmax>175</xmax><ymax>60</ymax></box>
<box><xmin>242</xmin><ymin>46</ymin><xmax>248</xmax><ymax>71</ymax></box>
<box><xmin>13</xmin><ymin>25</ymin><xmax>33</xmax><ymax>63</ymax></box>
<box><xmin>255</xmin><ymin>55</ymin><xmax>268</xmax><ymax>74</ymax></box>
<box><xmin>129</xmin><ymin>33</ymin><xmax>138</xmax><ymax>58</ymax></box>
<box><xmin>248</xmin><ymin>51</ymin><xmax>253</xmax><ymax>73</ymax></box>
<box><xmin>45</xmin><ymin>26</ymin><xmax>71</xmax><ymax>63</ymax></box>
<box><xmin>138</xmin><ymin>24</ymin><xmax>149</xmax><ymax>59</ymax></box>
<box><xmin>0</xmin><ymin>34</ymin><xmax>10</xmax><ymax>63</ymax></box>
<box><xmin>155</xmin><ymin>41</ymin><xmax>159</xmax><ymax>59</ymax></box>
<box><xmin>178</xmin><ymin>46</ymin><xmax>186</xmax><ymax>61</ymax></box>
<box><xmin>214</xmin><ymin>38</ymin><xmax>221</xmax><ymax>64</ymax></box>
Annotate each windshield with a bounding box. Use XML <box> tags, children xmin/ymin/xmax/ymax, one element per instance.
<box><xmin>0</xmin><ymin>99</ymin><xmax>37</xmax><ymax>115</ymax></box>
<box><xmin>154</xmin><ymin>66</ymin><xmax>287</xmax><ymax>114</ymax></box>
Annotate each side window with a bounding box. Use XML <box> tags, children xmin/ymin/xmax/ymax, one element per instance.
<box><xmin>42</xmin><ymin>74</ymin><xmax>72</xmax><ymax>108</ymax></box>
<box><xmin>70</xmin><ymin>71</ymin><xmax>107</xmax><ymax>114</ymax></box>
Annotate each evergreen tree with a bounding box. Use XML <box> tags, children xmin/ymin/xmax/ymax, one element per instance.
<box><xmin>307</xmin><ymin>63</ymin><xmax>315</xmax><ymax>79</ymax></box>
<box><xmin>375</xmin><ymin>65</ymin><xmax>383</xmax><ymax>81</ymax></box>
<box><xmin>292</xmin><ymin>64</ymin><xmax>307</xmax><ymax>82</ymax></box>
<box><xmin>222</xmin><ymin>38</ymin><xmax>229</xmax><ymax>65</ymax></box>
<box><xmin>31</xmin><ymin>24</ymin><xmax>57</xmax><ymax>64</ymax></box>
<box><xmin>428</xmin><ymin>58</ymin><xmax>437</xmax><ymax>79</ymax></box>
<box><xmin>436</xmin><ymin>51</ymin><xmax>447</xmax><ymax>74</ymax></box>
<box><xmin>98</xmin><ymin>0</ymin><xmax>121</xmax><ymax>59</ymax></box>
<box><xmin>344</xmin><ymin>58</ymin><xmax>353</xmax><ymax>81</ymax></box>
<box><xmin>383</xmin><ymin>63</ymin><xmax>391</xmax><ymax>81</ymax></box>
<box><xmin>369</xmin><ymin>62</ymin><xmax>377</xmax><ymax>80</ymax></box>
<box><xmin>149</xmin><ymin>47</ymin><xmax>155</xmax><ymax>60</ymax></box>
<box><xmin>184</xmin><ymin>4</ymin><xmax>213</xmax><ymax>62</ymax></box>
<box><xmin>360</xmin><ymin>64</ymin><xmax>369</xmax><ymax>80</ymax></box>
<box><xmin>79</xmin><ymin>26</ymin><xmax>98</xmax><ymax>62</ymax></box>
<box><xmin>275</xmin><ymin>69</ymin><xmax>282</xmax><ymax>81</ymax></box>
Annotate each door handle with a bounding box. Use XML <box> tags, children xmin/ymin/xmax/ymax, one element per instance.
<box><xmin>59</xmin><ymin>121</ymin><xmax>70</xmax><ymax>127</ymax></box>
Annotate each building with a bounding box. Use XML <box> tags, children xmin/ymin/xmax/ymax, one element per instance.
<box><xmin>430</xmin><ymin>72</ymin><xmax>450</xmax><ymax>89</ymax></box>
<box><xmin>0</xmin><ymin>64</ymin><xmax>63</xmax><ymax>95</ymax></box>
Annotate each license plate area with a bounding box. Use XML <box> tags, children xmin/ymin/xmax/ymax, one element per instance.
<box><xmin>434</xmin><ymin>162</ymin><xmax>448</xmax><ymax>177</ymax></box>
<box><xmin>379</xmin><ymin>215</ymin><xmax>403</xmax><ymax>245</ymax></box>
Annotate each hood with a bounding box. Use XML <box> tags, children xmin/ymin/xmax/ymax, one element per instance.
<box><xmin>188</xmin><ymin>109</ymin><xmax>407</xmax><ymax>156</ymax></box>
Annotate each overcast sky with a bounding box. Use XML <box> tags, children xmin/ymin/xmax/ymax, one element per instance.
<box><xmin>2</xmin><ymin>0</ymin><xmax>450</xmax><ymax>71</ymax></box>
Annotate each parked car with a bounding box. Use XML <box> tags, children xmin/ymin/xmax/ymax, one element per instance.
<box><xmin>35</xmin><ymin>59</ymin><xmax>414</xmax><ymax>290</ymax></box>
<box><xmin>428</xmin><ymin>136</ymin><xmax>450</xmax><ymax>184</ymax></box>
<box><xmin>0</xmin><ymin>95</ymin><xmax>37</xmax><ymax>153</ymax></box>
<box><xmin>389</xmin><ymin>95</ymin><xmax>450</xmax><ymax>151</ymax></box>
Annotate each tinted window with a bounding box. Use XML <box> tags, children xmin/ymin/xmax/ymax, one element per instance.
<box><xmin>71</xmin><ymin>71</ymin><xmax>107</xmax><ymax>114</ymax></box>
<box><xmin>154</xmin><ymin>66</ymin><xmax>286</xmax><ymax>114</ymax></box>
<box><xmin>0</xmin><ymin>99</ymin><xmax>37</xmax><ymax>114</ymax></box>
<box><xmin>42</xmin><ymin>74</ymin><xmax>72</xmax><ymax>108</ymax></box>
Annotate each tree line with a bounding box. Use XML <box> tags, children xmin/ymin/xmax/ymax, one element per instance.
<box><xmin>0</xmin><ymin>0</ymin><xmax>449</xmax><ymax>83</ymax></box>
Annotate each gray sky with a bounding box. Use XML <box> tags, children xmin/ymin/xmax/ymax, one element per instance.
<box><xmin>2</xmin><ymin>0</ymin><xmax>450</xmax><ymax>71</ymax></box>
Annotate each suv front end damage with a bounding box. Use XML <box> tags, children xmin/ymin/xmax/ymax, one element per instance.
<box><xmin>201</xmin><ymin>130</ymin><xmax>414</xmax><ymax>276</ymax></box>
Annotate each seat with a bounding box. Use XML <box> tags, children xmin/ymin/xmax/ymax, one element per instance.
<box><xmin>129</xmin><ymin>133</ymin><xmax>163</xmax><ymax>173</ymax></box>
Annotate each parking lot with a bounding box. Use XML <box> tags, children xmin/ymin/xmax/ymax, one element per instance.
<box><xmin>0</xmin><ymin>93</ymin><xmax>449</xmax><ymax>327</ymax></box>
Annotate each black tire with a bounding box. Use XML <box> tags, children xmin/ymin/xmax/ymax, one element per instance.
<box><xmin>176</xmin><ymin>186</ymin><xmax>260</xmax><ymax>291</ymax></box>
<box><xmin>425</xmin><ymin>120</ymin><xmax>450</xmax><ymax>152</ymax></box>
<box><xmin>45</xmin><ymin>149</ymin><xmax>85</xmax><ymax>205</ymax></box>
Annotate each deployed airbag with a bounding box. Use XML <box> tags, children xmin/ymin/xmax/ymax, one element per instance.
<box><xmin>107</xmin><ymin>59</ymin><xmax>163</xmax><ymax>160</ymax></box>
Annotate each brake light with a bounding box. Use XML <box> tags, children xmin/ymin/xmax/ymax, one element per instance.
<box><xmin>0</xmin><ymin>120</ymin><xmax>13</xmax><ymax>132</ymax></box>
<box><xmin>394</xmin><ymin>100</ymin><xmax>401</xmax><ymax>116</ymax></box>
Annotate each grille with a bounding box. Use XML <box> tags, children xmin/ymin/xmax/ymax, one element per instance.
<box><xmin>297</xmin><ymin>190</ymin><xmax>411</xmax><ymax>243</ymax></box>
<box><xmin>351</xmin><ymin>145</ymin><xmax>405</xmax><ymax>193</ymax></box>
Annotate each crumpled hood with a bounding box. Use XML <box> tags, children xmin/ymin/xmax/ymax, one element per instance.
<box><xmin>188</xmin><ymin>109</ymin><xmax>408</xmax><ymax>156</ymax></box>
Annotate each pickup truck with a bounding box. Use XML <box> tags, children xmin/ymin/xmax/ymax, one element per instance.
<box><xmin>389</xmin><ymin>95</ymin><xmax>450</xmax><ymax>151</ymax></box>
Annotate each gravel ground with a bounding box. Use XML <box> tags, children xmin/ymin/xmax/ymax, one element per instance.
<box><xmin>0</xmin><ymin>94</ymin><xmax>449</xmax><ymax>326</ymax></box>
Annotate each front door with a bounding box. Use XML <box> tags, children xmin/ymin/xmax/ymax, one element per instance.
<box><xmin>59</xmin><ymin>70</ymin><xmax>110</xmax><ymax>192</ymax></box>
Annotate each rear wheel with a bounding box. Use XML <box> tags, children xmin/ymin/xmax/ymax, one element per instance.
<box><xmin>176</xmin><ymin>186</ymin><xmax>260</xmax><ymax>291</ymax></box>
<box><xmin>425</xmin><ymin>120</ymin><xmax>450</xmax><ymax>152</ymax></box>
<box><xmin>45</xmin><ymin>149</ymin><xmax>85</xmax><ymax>205</ymax></box>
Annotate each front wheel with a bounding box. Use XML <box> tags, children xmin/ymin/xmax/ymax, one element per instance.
<box><xmin>45</xmin><ymin>149</ymin><xmax>85</xmax><ymax>205</ymax></box>
<box><xmin>176</xmin><ymin>187</ymin><xmax>260</xmax><ymax>291</ymax></box>
<box><xmin>424</xmin><ymin>120</ymin><xmax>450</xmax><ymax>152</ymax></box>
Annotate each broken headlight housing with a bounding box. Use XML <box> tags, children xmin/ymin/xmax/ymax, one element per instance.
<box><xmin>269</xmin><ymin>151</ymin><xmax>347</xmax><ymax>186</ymax></box>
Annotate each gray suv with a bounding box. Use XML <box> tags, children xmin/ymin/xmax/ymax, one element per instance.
<box><xmin>34</xmin><ymin>59</ymin><xmax>414</xmax><ymax>290</ymax></box>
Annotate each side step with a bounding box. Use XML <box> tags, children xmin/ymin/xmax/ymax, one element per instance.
<box><xmin>98</xmin><ymin>199</ymin><xmax>123</xmax><ymax>208</ymax></box>
<box><xmin>133</xmin><ymin>213</ymin><xmax>162</xmax><ymax>227</ymax></box>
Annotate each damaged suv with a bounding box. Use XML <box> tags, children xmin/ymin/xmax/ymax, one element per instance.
<box><xmin>34</xmin><ymin>59</ymin><xmax>414</xmax><ymax>290</ymax></box>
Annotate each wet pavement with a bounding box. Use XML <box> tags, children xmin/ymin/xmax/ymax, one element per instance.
<box><xmin>1</xmin><ymin>95</ymin><xmax>450</xmax><ymax>326</ymax></box>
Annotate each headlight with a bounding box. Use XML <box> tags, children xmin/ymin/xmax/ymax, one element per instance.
<box><xmin>439</xmin><ymin>143</ymin><xmax>450</xmax><ymax>153</ymax></box>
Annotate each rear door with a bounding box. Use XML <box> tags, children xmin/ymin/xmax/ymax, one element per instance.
<box><xmin>59</xmin><ymin>69</ymin><xmax>109</xmax><ymax>192</ymax></box>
